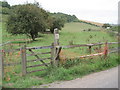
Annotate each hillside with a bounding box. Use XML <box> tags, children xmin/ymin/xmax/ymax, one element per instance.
<box><xmin>61</xmin><ymin>22</ymin><xmax>104</xmax><ymax>33</ymax></box>
<box><xmin>50</xmin><ymin>12</ymin><xmax>79</xmax><ymax>23</ymax></box>
<box><xmin>79</xmin><ymin>19</ymin><xmax>104</xmax><ymax>27</ymax></box>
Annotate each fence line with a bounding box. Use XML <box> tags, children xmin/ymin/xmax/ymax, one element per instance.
<box><xmin>1</xmin><ymin>42</ymin><xmax>119</xmax><ymax>53</ymax></box>
<box><xmin>61</xmin><ymin>42</ymin><xmax>119</xmax><ymax>49</ymax></box>
<box><xmin>1</xmin><ymin>29</ymin><xmax>119</xmax><ymax>76</ymax></box>
<box><xmin>0</xmin><ymin>41</ymin><xmax>11</xmax><ymax>47</ymax></box>
<box><xmin>2</xmin><ymin>48</ymin><xmax>119</xmax><ymax>67</ymax></box>
<box><xmin>2</xmin><ymin>41</ymin><xmax>119</xmax><ymax>66</ymax></box>
<box><xmin>26</xmin><ymin>45</ymin><xmax>53</xmax><ymax>50</ymax></box>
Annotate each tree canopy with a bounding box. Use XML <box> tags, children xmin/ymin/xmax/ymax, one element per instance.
<box><xmin>7</xmin><ymin>3</ymin><xmax>49</xmax><ymax>41</ymax></box>
<box><xmin>6</xmin><ymin>2</ymin><xmax>80</xmax><ymax>40</ymax></box>
<box><xmin>50</xmin><ymin>12</ymin><xmax>79</xmax><ymax>23</ymax></box>
<box><xmin>0</xmin><ymin>1</ymin><xmax>11</xmax><ymax>14</ymax></box>
<box><xmin>48</xmin><ymin>16</ymin><xmax>65</xmax><ymax>33</ymax></box>
<box><xmin>0</xmin><ymin>1</ymin><xmax>10</xmax><ymax>8</ymax></box>
<box><xmin>102</xmin><ymin>23</ymin><xmax>112</xmax><ymax>28</ymax></box>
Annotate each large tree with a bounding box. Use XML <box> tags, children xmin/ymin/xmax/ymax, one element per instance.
<box><xmin>48</xmin><ymin>17</ymin><xmax>65</xmax><ymax>33</ymax></box>
<box><xmin>7</xmin><ymin>3</ymin><xmax>48</xmax><ymax>41</ymax></box>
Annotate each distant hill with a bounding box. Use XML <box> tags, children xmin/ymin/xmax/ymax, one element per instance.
<box><xmin>49</xmin><ymin>12</ymin><xmax>79</xmax><ymax>23</ymax></box>
<box><xmin>50</xmin><ymin>12</ymin><xmax>104</xmax><ymax>27</ymax></box>
<box><xmin>79</xmin><ymin>19</ymin><xmax>104</xmax><ymax>27</ymax></box>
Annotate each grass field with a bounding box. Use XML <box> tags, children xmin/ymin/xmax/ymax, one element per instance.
<box><xmin>1</xmin><ymin>15</ymin><xmax>119</xmax><ymax>88</ymax></box>
<box><xmin>2</xmin><ymin>22</ymin><xmax>117</xmax><ymax>46</ymax></box>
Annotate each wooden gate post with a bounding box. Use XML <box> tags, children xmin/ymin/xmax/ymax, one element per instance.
<box><xmin>104</xmin><ymin>41</ymin><xmax>108</xmax><ymax>59</ymax></box>
<box><xmin>51</xmin><ymin>43</ymin><xmax>54</xmax><ymax>66</ymax></box>
<box><xmin>53</xmin><ymin>28</ymin><xmax>60</xmax><ymax>66</ymax></box>
<box><xmin>21</xmin><ymin>45</ymin><xmax>27</xmax><ymax>76</ymax></box>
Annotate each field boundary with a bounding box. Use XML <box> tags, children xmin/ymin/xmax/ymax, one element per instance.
<box><xmin>1</xmin><ymin>29</ymin><xmax>119</xmax><ymax>76</ymax></box>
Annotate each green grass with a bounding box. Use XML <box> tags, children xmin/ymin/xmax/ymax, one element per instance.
<box><xmin>3</xmin><ymin>53</ymin><xmax>119</xmax><ymax>88</ymax></box>
<box><xmin>45</xmin><ymin>53</ymin><xmax>119</xmax><ymax>81</ymax></box>
<box><xmin>1</xmin><ymin>16</ymin><xmax>119</xmax><ymax>88</ymax></box>
<box><xmin>61</xmin><ymin>22</ymin><xmax>104</xmax><ymax>33</ymax></box>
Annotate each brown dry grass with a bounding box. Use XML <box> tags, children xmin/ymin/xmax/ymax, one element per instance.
<box><xmin>80</xmin><ymin>19</ymin><xmax>104</xmax><ymax>27</ymax></box>
<box><xmin>59</xmin><ymin>50</ymin><xmax>81</xmax><ymax>64</ymax></box>
<box><xmin>59</xmin><ymin>46</ymin><xmax>105</xmax><ymax>64</ymax></box>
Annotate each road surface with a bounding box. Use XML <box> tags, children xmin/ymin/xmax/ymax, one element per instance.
<box><xmin>37</xmin><ymin>66</ymin><xmax>118</xmax><ymax>88</ymax></box>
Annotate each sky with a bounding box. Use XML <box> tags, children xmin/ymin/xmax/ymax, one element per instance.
<box><xmin>2</xmin><ymin>0</ymin><xmax>119</xmax><ymax>24</ymax></box>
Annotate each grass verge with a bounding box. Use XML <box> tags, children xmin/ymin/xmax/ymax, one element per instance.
<box><xmin>3</xmin><ymin>53</ymin><xmax>119</xmax><ymax>88</ymax></box>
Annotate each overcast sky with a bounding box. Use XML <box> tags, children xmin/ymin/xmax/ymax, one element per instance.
<box><xmin>2</xmin><ymin>0</ymin><xmax>119</xmax><ymax>24</ymax></box>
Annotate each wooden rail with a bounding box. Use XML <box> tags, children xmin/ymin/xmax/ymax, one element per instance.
<box><xmin>61</xmin><ymin>42</ymin><xmax>119</xmax><ymax>49</ymax></box>
<box><xmin>26</xmin><ymin>52</ymin><xmax>51</xmax><ymax>56</ymax></box>
<box><xmin>1</xmin><ymin>48</ymin><xmax>20</xmax><ymax>53</ymax></box>
<box><xmin>0</xmin><ymin>41</ymin><xmax>11</xmax><ymax>46</ymax></box>
<box><xmin>27</xmin><ymin>57</ymin><xmax>51</xmax><ymax>63</ymax></box>
<box><xmin>3</xmin><ymin>49</ymin><xmax>119</xmax><ymax>66</ymax></box>
<box><xmin>1</xmin><ymin>42</ymin><xmax>118</xmax><ymax>53</ymax></box>
<box><xmin>26</xmin><ymin>45</ymin><xmax>53</xmax><ymax>50</ymax></box>
<box><xmin>27</xmin><ymin>69</ymin><xmax>46</xmax><ymax>73</ymax></box>
<box><xmin>4</xmin><ymin>62</ymin><xmax>21</xmax><ymax>66</ymax></box>
<box><xmin>3</xmin><ymin>57</ymin><xmax>51</xmax><ymax>66</ymax></box>
<box><xmin>26</xmin><ymin>62</ymin><xmax>51</xmax><ymax>68</ymax></box>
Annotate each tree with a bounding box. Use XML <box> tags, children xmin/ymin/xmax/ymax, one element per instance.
<box><xmin>0</xmin><ymin>1</ymin><xmax>10</xmax><ymax>14</ymax></box>
<box><xmin>7</xmin><ymin>3</ymin><xmax>48</xmax><ymax>41</ymax></box>
<box><xmin>0</xmin><ymin>1</ymin><xmax>10</xmax><ymax>8</ymax></box>
<box><xmin>102</xmin><ymin>23</ymin><xmax>112</xmax><ymax>28</ymax></box>
<box><xmin>48</xmin><ymin>17</ymin><xmax>65</xmax><ymax>33</ymax></box>
<box><xmin>1</xmin><ymin>7</ymin><xmax>10</xmax><ymax>14</ymax></box>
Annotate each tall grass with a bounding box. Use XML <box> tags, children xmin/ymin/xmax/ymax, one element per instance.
<box><xmin>43</xmin><ymin>53</ymin><xmax>119</xmax><ymax>82</ymax></box>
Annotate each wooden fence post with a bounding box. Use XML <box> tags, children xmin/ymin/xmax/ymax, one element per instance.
<box><xmin>51</xmin><ymin>43</ymin><xmax>54</xmax><ymax>66</ymax></box>
<box><xmin>89</xmin><ymin>46</ymin><xmax>92</xmax><ymax>54</ymax></box>
<box><xmin>99</xmin><ymin>42</ymin><xmax>102</xmax><ymax>53</ymax></box>
<box><xmin>53</xmin><ymin>28</ymin><xmax>60</xmax><ymax>66</ymax></box>
<box><xmin>21</xmin><ymin>45</ymin><xmax>27</xmax><ymax>76</ymax></box>
<box><xmin>104</xmin><ymin>41</ymin><xmax>108</xmax><ymax>59</ymax></box>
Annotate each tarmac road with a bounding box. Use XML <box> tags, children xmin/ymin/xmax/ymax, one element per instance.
<box><xmin>38</xmin><ymin>66</ymin><xmax>118</xmax><ymax>88</ymax></box>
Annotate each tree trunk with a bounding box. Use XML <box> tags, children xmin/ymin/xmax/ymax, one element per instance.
<box><xmin>30</xmin><ymin>33</ymin><xmax>35</xmax><ymax>41</ymax></box>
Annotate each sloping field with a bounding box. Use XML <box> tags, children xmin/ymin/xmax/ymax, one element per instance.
<box><xmin>61</xmin><ymin>22</ymin><xmax>104</xmax><ymax>33</ymax></box>
<box><xmin>79</xmin><ymin>19</ymin><xmax>104</xmax><ymax>27</ymax></box>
